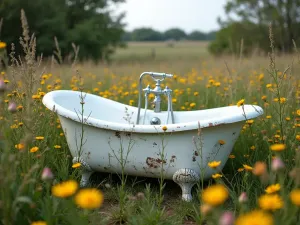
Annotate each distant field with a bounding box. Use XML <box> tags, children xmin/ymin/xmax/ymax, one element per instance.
<box><xmin>112</xmin><ymin>41</ymin><xmax>210</xmax><ymax>62</ymax></box>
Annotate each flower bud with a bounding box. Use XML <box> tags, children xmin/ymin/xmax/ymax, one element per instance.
<box><xmin>8</xmin><ymin>102</ymin><xmax>17</xmax><ymax>113</ymax></box>
<box><xmin>252</xmin><ymin>161</ymin><xmax>267</xmax><ymax>176</ymax></box>
<box><xmin>41</xmin><ymin>167</ymin><xmax>54</xmax><ymax>181</ymax></box>
<box><xmin>219</xmin><ymin>211</ymin><xmax>234</xmax><ymax>225</ymax></box>
<box><xmin>200</xmin><ymin>204</ymin><xmax>212</xmax><ymax>216</ymax></box>
<box><xmin>104</xmin><ymin>183</ymin><xmax>111</xmax><ymax>189</ymax></box>
<box><xmin>271</xmin><ymin>157</ymin><xmax>285</xmax><ymax>172</ymax></box>
<box><xmin>238</xmin><ymin>192</ymin><xmax>248</xmax><ymax>203</ymax></box>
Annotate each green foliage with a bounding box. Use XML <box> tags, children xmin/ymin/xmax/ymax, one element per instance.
<box><xmin>0</xmin><ymin>0</ymin><xmax>125</xmax><ymax>61</ymax></box>
<box><xmin>209</xmin><ymin>22</ymin><xmax>269</xmax><ymax>55</ymax></box>
<box><xmin>123</xmin><ymin>28</ymin><xmax>215</xmax><ymax>42</ymax></box>
<box><xmin>131</xmin><ymin>28</ymin><xmax>163</xmax><ymax>41</ymax></box>
<box><xmin>211</xmin><ymin>0</ymin><xmax>300</xmax><ymax>55</ymax></box>
<box><xmin>163</xmin><ymin>28</ymin><xmax>186</xmax><ymax>41</ymax></box>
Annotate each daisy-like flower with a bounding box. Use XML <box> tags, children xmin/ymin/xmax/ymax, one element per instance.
<box><xmin>208</xmin><ymin>161</ymin><xmax>221</xmax><ymax>169</ymax></box>
<box><xmin>35</xmin><ymin>136</ymin><xmax>44</xmax><ymax>140</ymax></box>
<box><xmin>75</xmin><ymin>188</ymin><xmax>104</xmax><ymax>209</ymax></box>
<box><xmin>236</xmin><ymin>99</ymin><xmax>245</xmax><ymax>107</ymax></box>
<box><xmin>270</xmin><ymin>144</ymin><xmax>285</xmax><ymax>151</ymax></box>
<box><xmin>243</xmin><ymin>164</ymin><xmax>253</xmax><ymax>171</ymax></box>
<box><xmin>72</xmin><ymin>162</ymin><xmax>81</xmax><ymax>168</ymax></box>
<box><xmin>30</xmin><ymin>146</ymin><xmax>39</xmax><ymax>153</ymax></box>
<box><xmin>51</xmin><ymin>180</ymin><xmax>78</xmax><ymax>198</ymax></box>
<box><xmin>212</xmin><ymin>173</ymin><xmax>223</xmax><ymax>179</ymax></box>
<box><xmin>258</xmin><ymin>194</ymin><xmax>284</xmax><ymax>211</ymax></box>
<box><xmin>265</xmin><ymin>184</ymin><xmax>280</xmax><ymax>194</ymax></box>
<box><xmin>290</xmin><ymin>189</ymin><xmax>300</xmax><ymax>206</ymax></box>
<box><xmin>235</xmin><ymin>210</ymin><xmax>273</xmax><ymax>225</ymax></box>
<box><xmin>201</xmin><ymin>184</ymin><xmax>228</xmax><ymax>206</ymax></box>
<box><xmin>218</xmin><ymin>140</ymin><xmax>226</xmax><ymax>145</ymax></box>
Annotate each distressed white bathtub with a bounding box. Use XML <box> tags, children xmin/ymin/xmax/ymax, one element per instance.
<box><xmin>43</xmin><ymin>90</ymin><xmax>263</xmax><ymax>201</ymax></box>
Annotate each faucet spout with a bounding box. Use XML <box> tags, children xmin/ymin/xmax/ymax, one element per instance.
<box><xmin>152</xmin><ymin>95</ymin><xmax>161</xmax><ymax>112</ymax></box>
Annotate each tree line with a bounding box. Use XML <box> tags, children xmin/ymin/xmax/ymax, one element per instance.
<box><xmin>122</xmin><ymin>28</ymin><xmax>216</xmax><ymax>41</ymax></box>
<box><xmin>209</xmin><ymin>0</ymin><xmax>300</xmax><ymax>55</ymax></box>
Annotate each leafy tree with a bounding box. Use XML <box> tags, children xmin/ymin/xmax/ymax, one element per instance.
<box><xmin>187</xmin><ymin>31</ymin><xmax>207</xmax><ymax>40</ymax></box>
<box><xmin>163</xmin><ymin>28</ymin><xmax>186</xmax><ymax>41</ymax></box>
<box><xmin>131</xmin><ymin>28</ymin><xmax>163</xmax><ymax>41</ymax></box>
<box><xmin>0</xmin><ymin>0</ymin><xmax>125</xmax><ymax>61</ymax></box>
<box><xmin>210</xmin><ymin>0</ymin><xmax>300</xmax><ymax>54</ymax></box>
<box><xmin>209</xmin><ymin>22</ymin><xmax>269</xmax><ymax>55</ymax></box>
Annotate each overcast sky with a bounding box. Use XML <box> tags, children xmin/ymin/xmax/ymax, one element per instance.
<box><xmin>115</xmin><ymin>0</ymin><xmax>228</xmax><ymax>33</ymax></box>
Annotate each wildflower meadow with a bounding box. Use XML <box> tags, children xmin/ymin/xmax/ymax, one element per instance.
<box><xmin>0</xmin><ymin>10</ymin><xmax>300</xmax><ymax>225</ymax></box>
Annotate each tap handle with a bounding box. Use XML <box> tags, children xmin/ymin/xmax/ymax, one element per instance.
<box><xmin>150</xmin><ymin>72</ymin><xmax>173</xmax><ymax>81</ymax></box>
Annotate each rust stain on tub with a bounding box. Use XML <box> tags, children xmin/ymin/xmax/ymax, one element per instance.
<box><xmin>115</xmin><ymin>131</ymin><xmax>121</xmax><ymax>138</ymax></box>
<box><xmin>170</xmin><ymin>155</ymin><xmax>176</xmax><ymax>163</ymax></box>
<box><xmin>146</xmin><ymin>157</ymin><xmax>166</xmax><ymax>168</ymax></box>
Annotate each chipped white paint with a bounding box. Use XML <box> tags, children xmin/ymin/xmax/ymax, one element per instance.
<box><xmin>43</xmin><ymin>90</ymin><xmax>264</xmax><ymax>201</ymax></box>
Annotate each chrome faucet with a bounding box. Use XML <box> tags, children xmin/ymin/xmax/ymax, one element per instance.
<box><xmin>136</xmin><ymin>72</ymin><xmax>175</xmax><ymax>125</ymax></box>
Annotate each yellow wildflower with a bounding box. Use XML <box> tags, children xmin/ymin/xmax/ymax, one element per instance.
<box><xmin>212</xmin><ymin>173</ymin><xmax>223</xmax><ymax>179</ymax></box>
<box><xmin>296</xmin><ymin>135</ymin><xmax>300</xmax><ymax>141</ymax></box>
<box><xmin>54</xmin><ymin>145</ymin><xmax>61</xmax><ymax>149</ymax></box>
<box><xmin>201</xmin><ymin>184</ymin><xmax>228</xmax><ymax>206</ymax></box>
<box><xmin>162</xmin><ymin>126</ymin><xmax>167</xmax><ymax>131</ymax></box>
<box><xmin>0</xmin><ymin>42</ymin><xmax>7</xmax><ymax>49</ymax></box>
<box><xmin>32</xmin><ymin>95</ymin><xmax>41</xmax><ymax>100</ymax></box>
<box><xmin>51</xmin><ymin>180</ymin><xmax>78</xmax><ymax>198</ymax></box>
<box><xmin>270</xmin><ymin>144</ymin><xmax>285</xmax><ymax>151</ymax></box>
<box><xmin>218</xmin><ymin>140</ymin><xmax>225</xmax><ymax>145</ymax></box>
<box><xmin>75</xmin><ymin>188</ymin><xmax>104</xmax><ymax>209</ymax></box>
<box><xmin>15</xmin><ymin>143</ymin><xmax>25</xmax><ymax>150</ymax></box>
<box><xmin>290</xmin><ymin>189</ymin><xmax>300</xmax><ymax>206</ymax></box>
<box><xmin>229</xmin><ymin>154</ymin><xmax>235</xmax><ymax>159</ymax></box>
<box><xmin>265</xmin><ymin>184</ymin><xmax>280</xmax><ymax>194</ymax></box>
<box><xmin>258</xmin><ymin>194</ymin><xmax>283</xmax><ymax>211</ymax></box>
<box><xmin>297</xmin><ymin>109</ymin><xmax>300</xmax><ymax>116</ymax></box>
<box><xmin>235</xmin><ymin>210</ymin><xmax>273</xmax><ymax>225</ymax></box>
<box><xmin>190</xmin><ymin>102</ymin><xmax>196</xmax><ymax>108</ymax></box>
<box><xmin>72</xmin><ymin>162</ymin><xmax>81</xmax><ymax>168</ymax></box>
<box><xmin>237</xmin><ymin>99</ymin><xmax>245</xmax><ymax>107</ymax></box>
<box><xmin>243</xmin><ymin>164</ymin><xmax>253</xmax><ymax>171</ymax></box>
<box><xmin>31</xmin><ymin>221</ymin><xmax>47</xmax><ymax>225</ymax></box>
<box><xmin>35</xmin><ymin>136</ymin><xmax>44</xmax><ymax>140</ymax></box>
<box><xmin>30</xmin><ymin>146</ymin><xmax>39</xmax><ymax>153</ymax></box>
<box><xmin>252</xmin><ymin>161</ymin><xmax>266</xmax><ymax>176</ymax></box>
<box><xmin>208</xmin><ymin>161</ymin><xmax>221</xmax><ymax>169</ymax></box>
<box><xmin>266</xmin><ymin>84</ymin><xmax>272</xmax><ymax>88</ymax></box>
<box><xmin>246</xmin><ymin>120</ymin><xmax>254</xmax><ymax>125</ymax></box>
<box><xmin>261</xmin><ymin>95</ymin><xmax>267</xmax><ymax>101</ymax></box>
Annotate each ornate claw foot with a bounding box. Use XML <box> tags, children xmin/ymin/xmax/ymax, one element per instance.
<box><xmin>73</xmin><ymin>157</ymin><xmax>93</xmax><ymax>187</ymax></box>
<box><xmin>172</xmin><ymin>168</ymin><xmax>200</xmax><ymax>202</ymax></box>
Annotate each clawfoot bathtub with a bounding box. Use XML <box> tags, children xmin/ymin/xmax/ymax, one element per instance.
<box><xmin>43</xmin><ymin>90</ymin><xmax>263</xmax><ymax>201</ymax></box>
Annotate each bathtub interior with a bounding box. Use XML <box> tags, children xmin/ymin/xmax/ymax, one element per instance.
<box><xmin>47</xmin><ymin>90</ymin><xmax>263</xmax><ymax>126</ymax></box>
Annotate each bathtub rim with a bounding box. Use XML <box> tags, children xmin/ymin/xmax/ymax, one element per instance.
<box><xmin>42</xmin><ymin>90</ymin><xmax>264</xmax><ymax>133</ymax></box>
